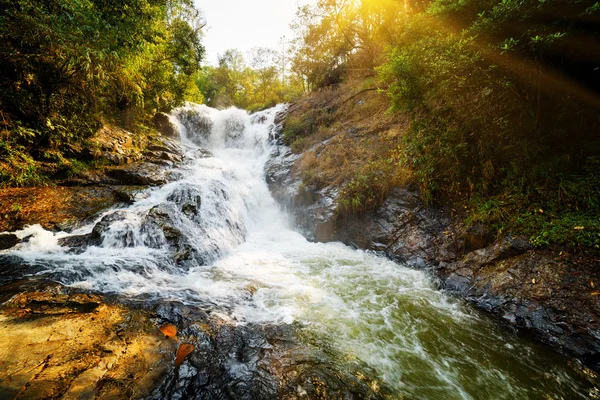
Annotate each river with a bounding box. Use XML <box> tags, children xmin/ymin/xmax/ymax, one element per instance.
<box><xmin>3</xmin><ymin>104</ymin><xmax>598</xmax><ymax>399</ymax></box>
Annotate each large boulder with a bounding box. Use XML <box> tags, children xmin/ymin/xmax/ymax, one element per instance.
<box><xmin>106</xmin><ymin>162</ymin><xmax>170</xmax><ymax>186</ymax></box>
<box><xmin>153</xmin><ymin>112</ymin><xmax>179</xmax><ymax>138</ymax></box>
<box><xmin>0</xmin><ymin>234</ymin><xmax>19</xmax><ymax>250</ymax></box>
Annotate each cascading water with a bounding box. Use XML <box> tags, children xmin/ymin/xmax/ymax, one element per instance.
<box><xmin>1</xmin><ymin>104</ymin><xmax>598</xmax><ymax>398</ymax></box>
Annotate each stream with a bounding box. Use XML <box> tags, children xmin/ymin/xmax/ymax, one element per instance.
<box><xmin>2</xmin><ymin>104</ymin><xmax>598</xmax><ymax>399</ymax></box>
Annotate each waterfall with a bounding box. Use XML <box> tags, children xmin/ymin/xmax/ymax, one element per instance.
<box><xmin>0</xmin><ymin>104</ymin><xmax>595</xmax><ymax>399</ymax></box>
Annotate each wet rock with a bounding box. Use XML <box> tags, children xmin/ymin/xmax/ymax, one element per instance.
<box><xmin>334</xmin><ymin>187</ymin><xmax>444</xmax><ymax>265</ymax></box>
<box><xmin>439</xmin><ymin>245</ymin><xmax>600</xmax><ymax>371</ymax></box>
<box><xmin>92</xmin><ymin>211</ymin><xmax>130</xmax><ymax>242</ymax></box>
<box><xmin>0</xmin><ymin>233</ymin><xmax>19</xmax><ymax>250</ymax></box>
<box><xmin>142</xmin><ymin>203</ymin><xmax>204</xmax><ymax>265</ymax></box>
<box><xmin>296</xmin><ymin>187</ymin><xmax>339</xmax><ymax>242</ymax></box>
<box><xmin>154</xmin><ymin>112</ymin><xmax>179</xmax><ymax>138</ymax></box>
<box><xmin>145</xmin><ymin>150</ymin><xmax>184</xmax><ymax>164</ymax></box>
<box><xmin>149</xmin><ymin>303</ymin><xmax>385</xmax><ymax>400</ymax></box>
<box><xmin>147</xmin><ymin>138</ymin><xmax>184</xmax><ymax>157</ymax></box>
<box><xmin>4</xmin><ymin>290</ymin><xmax>103</xmax><ymax>316</ymax></box>
<box><xmin>265</xmin><ymin>146</ymin><xmax>300</xmax><ymax>207</ymax></box>
<box><xmin>58</xmin><ymin>233</ymin><xmax>98</xmax><ymax>249</ymax></box>
<box><xmin>175</xmin><ymin>107</ymin><xmax>213</xmax><ymax>145</ymax></box>
<box><xmin>107</xmin><ymin>162</ymin><xmax>169</xmax><ymax>185</ymax></box>
<box><xmin>0</xmin><ymin>284</ymin><xmax>384</xmax><ymax>399</ymax></box>
<box><xmin>58</xmin><ymin>211</ymin><xmax>135</xmax><ymax>251</ymax></box>
<box><xmin>167</xmin><ymin>184</ymin><xmax>202</xmax><ymax>218</ymax></box>
<box><xmin>113</xmin><ymin>187</ymin><xmax>143</xmax><ymax>204</ymax></box>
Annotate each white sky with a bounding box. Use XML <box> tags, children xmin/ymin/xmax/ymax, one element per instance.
<box><xmin>195</xmin><ymin>0</ymin><xmax>315</xmax><ymax>65</ymax></box>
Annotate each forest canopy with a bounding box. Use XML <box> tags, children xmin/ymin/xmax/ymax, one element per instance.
<box><xmin>0</xmin><ymin>0</ymin><xmax>205</xmax><ymax>183</ymax></box>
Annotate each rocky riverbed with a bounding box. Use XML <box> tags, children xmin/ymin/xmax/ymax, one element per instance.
<box><xmin>266</xmin><ymin>107</ymin><xmax>600</xmax><ymax>374</ymax></box>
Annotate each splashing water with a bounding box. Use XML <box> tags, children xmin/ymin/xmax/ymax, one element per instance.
<box><xmin>1</xmin><ymin>104</ymin><xmax>597</xmax><ymax>398</ymax></box>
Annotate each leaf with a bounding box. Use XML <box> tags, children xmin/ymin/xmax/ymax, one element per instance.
<box><xmin>175</xmin><ymin>343</ymin><xmax>194</xmax><ymax>367</ymax></box>
<box><xmin>159</xmin><ymin>323</ymin><xmax>177</xmax><ymax>338</ymax></box>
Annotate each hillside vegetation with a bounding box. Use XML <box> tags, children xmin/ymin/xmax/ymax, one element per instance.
<box><xmin>0</xmin><ymin>0</ymin><xmax>206</xmax><ymax>185</ymax></box>
<box><xmin>282</xmin><ymin>0</ymin><xmax>600</xmax><ymax>253</ymax></box>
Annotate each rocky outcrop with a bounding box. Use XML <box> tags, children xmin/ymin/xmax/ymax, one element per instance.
<box><xmin>0</xmin><ymin>234</ymin><xmax>19</xmax><ymax>250</ymax></box>
<box><xmin>0</xmin><ymin>280</ymin><xmax>175</xmax><ymax>400</ymax></box>
<box><xmin>105</xmin><ymin>138</ymin><xmax>185</xmax><ymax>186</ymax></box>
<box><xmin>106</xmin><ymin>162</ymin><xmax>172</xmax><ymax>185</ymax></box>
<box><xmin>437</xmin><ymin>239</ymin><xmax>600</xmax><ymax>371</ymax></box>
<box><xmin>153</xmin><ymin>112</ymin><xmax>179</xmax><ymax>138</ymax></box>
<box><xmin>0</xmin><ymin>280</ymin><xmax>384</xmax><ymax>400</ymax></box>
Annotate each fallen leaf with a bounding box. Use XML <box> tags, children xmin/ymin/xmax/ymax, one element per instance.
<box><xmin>531</xmin><ymin>278</ymin><xmax>536</xmax><ymax>284</ymax></box>
<box><xmin>159</xmin><ymin>323</ymin><xmax>177</xmax><ymax>338</ymax></box>
<box><xmin>591</xmin><ymin>292</ymin><xmax>600</xmax><ymax>296</ymax></box>
<box><xmin>175</xmin><ymin>343</ymin><xmax>194</xmax><ymax>367</ymax></box>
<box><xmin>573</xmin><ymin>226</ymin><xmax>585</xmax><ymax>230</ymax></box>
<box><xmin>591</xmin><ymin>281</ymin><xmax>595</xmax><ymax>288</ymax></box>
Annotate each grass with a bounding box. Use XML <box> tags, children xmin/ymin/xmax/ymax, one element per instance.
<box><xmin>466</xmin><ymin>164</ymin><xmax>600</xmax><ymax>253</ymax></box>
<box><xmin>286</xmin><ymin>83</ymin><xmax>414</xmax><ymax>216</ymax></box>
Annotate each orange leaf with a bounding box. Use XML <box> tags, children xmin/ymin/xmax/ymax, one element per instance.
<box><xmin>159</xmin><ymin>323</ymin><xmax>177</xmax><ymax>338</ymax></box>
<box><xmin>175</xmin><ymin>343</ymin><xmax>194</xmax><ymax>367</ymax></box>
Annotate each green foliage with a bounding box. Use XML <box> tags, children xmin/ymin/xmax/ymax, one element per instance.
<box><xmin>0</xmin><ymin>0</ymin><xmax>205</xmax><ymax>186</ymax></box>
<box><xmin>338</xmin><ymin>158</ymin><xmax>402</xmax><ymax>215</ymax></box>
<box><xmin>196</xmin><ymin>47</ymin><xmax>302</xmax><ymax>110</ymax></box>
<box><xmin>281</xmin><ymin>116</ymin><xmax>316</xmax><ymax>148</ymax></box>
<box><xmin>467</xmin><ymin>165</ymin><xmax>600</xmax><ymax>252</ymax></box>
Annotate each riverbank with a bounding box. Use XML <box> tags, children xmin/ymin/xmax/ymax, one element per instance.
<box><xmin>268</xmin><ymin>87</ymin><xmax>600</xmax><ymax>373</ymax></box>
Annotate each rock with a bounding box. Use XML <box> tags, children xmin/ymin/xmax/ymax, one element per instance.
<box><xmin>265</xmin><ymin>146</ymin><xmax>300</xmax><ymax>207</ymax></box>
<box><xmin>174</xmin><ymin>107</ymin><xmax>213</xmax><ymax>145</ymax></box>
<box><xmin>153</xmin><ymin>112</ymin><xmax>179</xmax><ymax>138</ymax></box>
<box><xmin>0</xmin><ymin>281</ymin><xmax>385</xmax><ymax>399</ymax></box>
<box><xmin>0</xmin><ymin>280</ymin><xmax>175</xmax><ymax>400</ymax></box>
<box><xmin>141</xmin><ymin>203</ymin><xmax>204</xmax><ymax>266</ymax></box>
<box><xmin>58</xmin><ymin>233</ymin><xmax>98</xmax><ymax>249</ymax></box>
<box><xmin>106</xmin><ymin>162</ymin><xmax>169</xmax><ymax>185</ymax></box>
<box><xmin>0</xmin><ymin>233</ymin><xmax>19</xmax><ymax>250</ymax></box>
<box><xmin>166</xmin><ymin>184</ymin><xmax>202</xmax><ymax>218</ymax></box>
<box><xmin>113</xmin><ymin>188</ymin><xmax>137</xmax><ymax>204</ymax></box>
<box><xmin>334</xmin><ymin>187</ymin><xmax>443</xmax><ymax>264</ymax></box>
<box><xmin>92</xmin><ymin>211</ymin><xmax>130</xmax><ymax>242</ymax></box>
<box><xmin>459</xmin><ymin>222</ymin><xmax>495</xmax><ymax>253</ymax></box>
<box><xmin>144</xmin><ymin>150</ymin><xmax>184</xmax><ymax>164</ymax></box>
<box><xmin>147</xmin><ymin>302</ymin><xmax>386</xmax><ymax>400</ymax></box>
<box><xmin>295</xmin><ymin>186</ymin><xmax>339</xmax><ymax>242</ymax></box>
<box><xmin>438</xmin><ymin>244</ymin><xmax>600</xmax><ymax>372</ymax></box>
<box><xmin>147</xmin><ymin>140</ymin><xmax>184</xmax><ymax>156</ymax></box>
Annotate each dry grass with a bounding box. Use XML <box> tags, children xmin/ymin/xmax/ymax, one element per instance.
<box><xmin>286</xmin><ymin>81</ymin><xmax>414</xmax><ymax>214</ymax></box>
